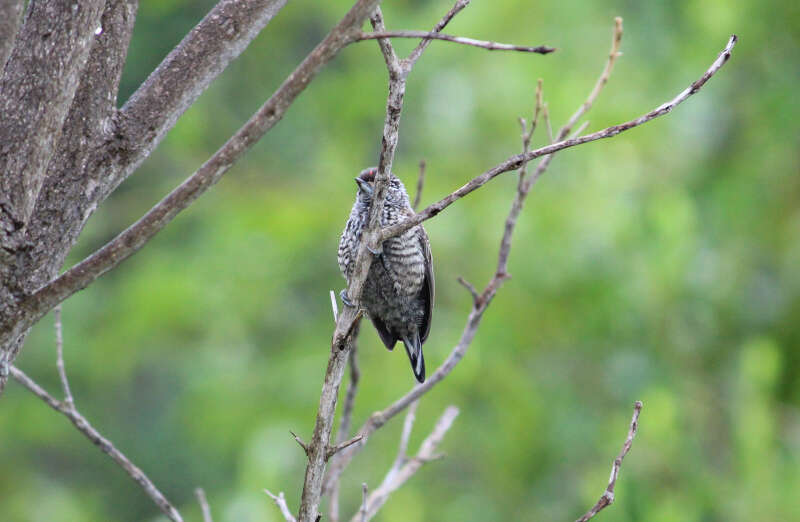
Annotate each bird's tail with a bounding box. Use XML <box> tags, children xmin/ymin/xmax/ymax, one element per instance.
<box><xmin>402</xmin><ymin>333</ymin><xmax>425</xmax><ymax>383</ymax></box>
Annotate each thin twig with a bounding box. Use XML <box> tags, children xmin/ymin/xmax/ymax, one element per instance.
<box><xmin>195</xmin><ymin>488</ymin><xmax>213</xmax><ymax>522</ymax></box>
<box><xmin>357</xmin><ymin>31</ymin><xmax>555</xmax><ymax>54</ymax></box>
<box><xmin>265</xmin><ymin>490</ymin><xmax>298</xmax><ymax>522</ymax></box>
<box><xmin>330</xmin><ymin>289</ymin><xmax>339</xmax><ymax>323</ymax></box>
<box><xmin>575</xmin><ymin>401</ymin><xmax>643</xmax><ymax>522</ymax></box>
<box><xmin>542</xmin><ymin>103</ymin><xmax>554</xmax><ymax>144</ymax></box>
<box><xmin>291</xmin><ymin>430</ymin><xmax>310</xmax><ymax>456</ymax></box>
<box><xmin>327</xmin><ymin>434</ymin><xmax>364</xmax><ymax>459</ymax></box>
<box><xmin>396</xmin><ymin>400</ymin><xmax>419</xmax><ymax>462</ymax></box>
<box><xmin>352</xmin><ymin>406</ymin><xmax>459</xmax><ymax>521</ymax></box>
<box><xmin>359</xmin><ymin>483</ymin><xmax>369</xmax><ymax>521</ymax></box>
<box><xmin>10</xmin><ymin>366</ymin><xmax>183</xmax><ymax>521</ymax></box>
<box><xmin>53</xmin><ymin>305</ymin><xmax>73</xmax><ymax>408</ymax></box>
<box><xmin>412</xmin><ymin>160</ymin><xmax>426</xmax><ymax>211</ymax></box>
<box><xmin>406</xmin><ymin>0</ymin><xmax>470</xmax><ymax>65</ymax></box>
<box><xmin>456</xmin><ymin>276</ymin><xmax>480</xmax><ymax>305</ymax></box>
<box><xmin>328</xmin><ymin>341</ymin><xmax>361</xmax><ymax>522</ymax></box>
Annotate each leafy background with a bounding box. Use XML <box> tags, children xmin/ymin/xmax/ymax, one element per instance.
<box><xmin>1</xmin><ymin>0</ymin><xmax>798</xmax><ymax>520</ymax></box>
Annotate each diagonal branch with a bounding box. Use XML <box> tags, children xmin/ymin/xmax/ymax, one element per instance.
<box><xmin>195</xmin><ymin>487</ymin><xmax>213</xmax><ymax>522</ymax></box>
<box><xmin>575</xmin><ymin>401</ymin><xmax>643</xmax><ymax>522</ymax></box>
<box><xmin>53</xmin><ymin>306</ymin><xmax>74</xmax><ymax>408</ymax></box>
<box><xmin>328</xmin><ymin>339</ymin><xmax>362</xmax><ymax>522</ymax></box>
<box><xmin>10</xmin><ymin>367</ymin><xmax>183</xmax><ymax>521</ymax></box>
<box><xmin>381</xmin><ymin>34</ymin><xmax>738</xmax><ymax>241</ymax></box>
<box><xmin>406</xmin><ymin>0</ymin><xmax>470</xmax><ymax>64</ymax></box>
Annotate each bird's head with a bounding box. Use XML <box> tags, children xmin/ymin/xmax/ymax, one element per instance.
<box><xmin>354</xmin><ymin>167</ymin><xmax>409</xmax><ymax>207</ymax></box>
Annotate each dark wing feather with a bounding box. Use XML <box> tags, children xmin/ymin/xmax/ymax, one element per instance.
<box><xmin>370</xmin><ymin>314</ymin><xmax>397</xmax><ymax>351</ymax></box>
<box><xmin>417</xmin><ymin>225</ymin><xmax>434</xmax><ymax>343</ymax></box>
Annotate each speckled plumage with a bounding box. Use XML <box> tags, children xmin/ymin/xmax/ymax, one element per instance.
<box><xmin>338</xmin><ymin>167</ymin><xmax>434</xmax><ymax>383</ymax></box>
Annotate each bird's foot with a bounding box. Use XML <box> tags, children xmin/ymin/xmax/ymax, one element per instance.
<box><xmin>340</xmin><ymin>289</ymin><xmax>355</xmax><ymax>307</ymax></box>
<box><xmin>367</xmin><ymin>243</ymin><xmax>382</xmax><ymax>256</ymax></box>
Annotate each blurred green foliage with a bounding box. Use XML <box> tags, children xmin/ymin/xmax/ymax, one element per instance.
<box><xmin>2</xmin><ymin>0</ymin><xmax>799</xmax><ymax>520</ymax></box>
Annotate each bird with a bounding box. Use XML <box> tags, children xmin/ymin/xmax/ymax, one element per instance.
<box><xmin>338</xmin><ymin>167</ymin><xmax>434</xmax><ymax>383</ymax></box>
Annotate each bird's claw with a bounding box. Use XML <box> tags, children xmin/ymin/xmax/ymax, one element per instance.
<box><xmin>367</xmin><ymin>244</ymin><xmax>382</xmax><ymax>256</ymax></box>
<box><xmin>340</xmin><ymin>290</ymin><xmax>354</xmax><ymax>307</ymax></box>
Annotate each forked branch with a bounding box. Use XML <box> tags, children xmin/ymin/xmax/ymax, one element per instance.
<box><xmin>575</xmin><ymin>401</ymin><xmax>643</xmax><ymax>522</ymax></box>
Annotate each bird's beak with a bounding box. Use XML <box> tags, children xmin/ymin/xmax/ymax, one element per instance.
<box><xmin>355</xmin><ymin>177</ymin><xmax>373</xmax><ymax>196</ymax></box>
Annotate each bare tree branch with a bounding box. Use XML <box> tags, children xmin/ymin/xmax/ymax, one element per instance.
<box><xmin>330</xmin><ymin>289</ymin><xmax>340</xmax><ymax>323</ymax></box>
<box><xmin>53</xmin><ymin>306</ymin><xmax>73</xmax><ymax>409</ymax></box>
<box><xmin>561</xmin><ymin>17</ymin><xmax>623</xmax><ymax>138</ymax></box>
<box><xmin>357</xmin><ymin>30</ymin><xmax>555</xmax><ymax>54</ymax></box>
<box><xmin>406</xmin><ymin>0</ymin><xmax>470</xmax><ymax>64</ymax></box>
<box><xmin>396</xmin><ymin>400</ymin><xmax>420</xmax><ymax>462</ymax></box>
<box><xmin>575</xmin><ymin>401</ymin><xmax>643</xmax><ymax>522</ymax></box>
<box><xmin>195</xmin><ymin>487</ymin><xmax>213</xmax><ymax>522</ymax></box>
<box><xmin>359</xmin><ymin>483</ymin><xmax>369</xmax><ymax>521</ymax></box>
<box><xmin>328</xmin><ymin>341</ymin><xmax>362</xmax><ymax>522</ymax></box>
<box><xmin>0</xmin><ymin>0</ymin><xmax>384</xmax><ymax>352</ymax></box>
<box><xmin>328</xmin><ymin>434</ymin><xmax>365</xmax><ymax>460</ymax></box>
<box><xmin>352</xmin><ymin>405</ymin><xmax>459</xmax><ymax>521</ymax></box>
<box><xmin>291</xmin><ymin>430</ymin><xmax>310</xmax><ymax>455</ymax></box>
<box><xmin>9</xmin><ymin>367</ymin><xmax>182</xmax><ymax>521</ymax></box>
<box><xmin>456</xmin><ymin>276</ymin><xmax>480</xmax><ymax>305</ymax></box>
<box><xmin>264</xmin><ymin>489</ymin><xmax>298</xmax><ymax>522</ymax></box>
<box><xmin>381</xmin><ymin>34</ymin><xmax>738</xmax><ymax>241</ymax></box>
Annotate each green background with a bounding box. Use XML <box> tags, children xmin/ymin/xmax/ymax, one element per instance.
<box><xmin>2</xmin><ymin>0</ymin><xmax>798</xmax><ymax>520</ymax></box>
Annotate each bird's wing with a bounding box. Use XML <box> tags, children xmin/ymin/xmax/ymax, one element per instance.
<box><xmin>418</xmin><ymin>225</ymin><xmax>434</xmax><ymax>343</ymax></box>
